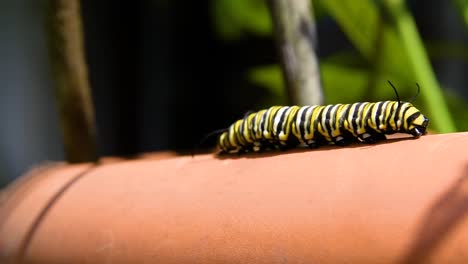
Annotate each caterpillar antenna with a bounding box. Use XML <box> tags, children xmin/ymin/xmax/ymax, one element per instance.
<box><xmin>387</xmin><ymin>80</ymin><xmax>401</xmax><ymax>105</ymax></box>
<box><xmin>409</xmin><ymin>83</ymin><xmax>421</xmax><ymax>103</ymax></box>
<box><xmin>191</xmin><ymin>128</ymin><xmax>227</xmax><ymax>158</ymax></box>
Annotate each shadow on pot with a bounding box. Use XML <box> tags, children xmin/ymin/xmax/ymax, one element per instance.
<box><xmin>401</xmin><ymin>164</ymin><xmax>468</xmax><ymax>263</ymax></box>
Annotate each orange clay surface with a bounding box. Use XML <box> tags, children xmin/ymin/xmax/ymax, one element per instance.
<box><xmin>1</xmin><ymin>132</ymin><xmax>468</xmax><ymax>263</ymax></box>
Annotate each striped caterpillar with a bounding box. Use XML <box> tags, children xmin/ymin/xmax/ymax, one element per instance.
<box><xmin>216</xmin><ymin>81</ymin><xmax>429</xmax><ymax>154</ymax></box>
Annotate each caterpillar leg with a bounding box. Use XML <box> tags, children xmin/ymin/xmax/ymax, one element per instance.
<box><xmin>252</xmin><ymin>141</ymin><xmax>264</xmax><ymax>152</ymax></box>
<box><xmin>361</xmin><ymin>132</ymin><xmax>386</xmax><ymax>144</ymax></box>
<box><xmin>334</xmin><ymin>135</ymin><xmax>356</xmax><ymax>146</ymax></box>
<box><xmin>245</xmin><ymin>141</ymin><xmax>272</xmax><ymax>153</ymax></box>
<box><xmin>275</xmin><ymin>137</ymin><xmax>300</xmax><ymax>151</ymax></box>
<box><xmin>232</xmin><ymin>144</ymin><xmax>262</xmax><ymax>154</ymax></box>
<box><xmin>305</xmin><ymin>140</ymin><xmax>322</xmax><ymax>149</ymax></box>
<box><xmin>274</xmin><ymin>141</ymin><xmax>295</xmax><ymax>151</ymax></box>
<box><xmin>305</xmin><ymin>135</ymin><xmax>330</xmax><ymax>148</ymax></box>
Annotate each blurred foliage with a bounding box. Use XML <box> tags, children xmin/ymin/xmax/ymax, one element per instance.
<box><xmin>453</xmin><ymin>0</ymin><xmax>468</xmax><ymax>30</ymax></box>
<box><xmin>211</xmin><ymin>0</ymin><xmax>272</xmax><ymax>39</ymax></box>
<box><xmin>211</xmin><ymin>0</ymin><xmax>468</xmax><ymax>133</ymax></box>
<box><xmin>248</xmin><ymin>65</ymin><xmax>287</xmax><ymax>107</ymax></box>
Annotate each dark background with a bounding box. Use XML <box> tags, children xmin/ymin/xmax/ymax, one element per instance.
<box><xmin>1</xmin><ymin>0</ymin><xmax>467</xmax><ymax>187</ymax></box>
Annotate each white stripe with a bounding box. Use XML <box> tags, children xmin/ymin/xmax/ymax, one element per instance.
<box><xmin>347</xmin><ymin>103</ymin><xmax>357</xmax><ymax>131</ymax></box>
<box><xmin>263</xmin><ymin>107</ymin><xmax>275</xmax><ymax>138</ymax></box>
<box><xmin>379</xmin><ymin>101</ymin><xmax>389</xmax><ymax>130</ymax></box>
<box><xmin>273</xmin><ymin>106</ymin><xmax>289</xmax><ymax>135</ymax></box>
<box><xmin>321</xmin><ymin>105</ymin><xmax>333</xmax><ymax>136</ymax></box>
<box><xmin>279</xmin><ymin>106</ymin><xmax>294</xmax><ymax>140</ymax></box>
<box><xmin>372</xmin><ymin>102</ymin><xmax>382</xmax><ymax>128</ymax></box>
<box><xmin>304</xmin><ymin>105</ymin><xmax>317</xmax><ymax>140</ymax></box>
<box><xmin>295</xmin><ymin>106</ymin><xmax>308</xmax><ymax>142</ymax></box>
<box><xmin>254</xmin><ymin>112</ymin><xmax>263</xmax><ymax>138</ymax></box>
<box><xmin>355</xmin><ymin>103</ymin><xmax>367</xmax><ymax>134</ymax></box>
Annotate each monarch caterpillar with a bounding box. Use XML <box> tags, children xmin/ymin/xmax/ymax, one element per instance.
<box><xmin>215</xmin><ymin>81</ymin><xmax>429</xmax><ymax>154</ymax></box>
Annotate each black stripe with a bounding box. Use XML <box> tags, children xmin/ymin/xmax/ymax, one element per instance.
<box><xmin>239</xmin><ymin>116</ymin><xmax>246</xmax><ymax>143</ymax></box>
<box><xmin>384</xmin><ymin>102</ymin><xmax>396</xmax><ymax>133</ymax></box>
<box><xmin>224</xmin><ymin>132</ymin><xmax>234</xmax><ymax>149</ymax></box>
<box><xmin>221</xmin><ymin>132</ymin><xmax>228</xmax><ymax>150</ymax></box>
<box><xmin>251</xmin><ymin>113</ymin><xmax>258</xmax><ymax>140</ymax></box>
<box><xmin>259</xmin><ymin>110</ymin><xmax>267</xmax><ymax>139</ymax></box>
<box><xmin>330</xmin><ymin>105</ymin><xmax>337</xmax><ymax>132</ymax></box>
<box><xmin>300</xmin><ymin>106</ymin><xmax>310</xmax><ymax>142</ymax></box>
<box><xmin>288</xmin><ymin>107</ymin><xmax>299</xmax><ymax>140</ymax></box>
<box><xmin>324</xmin><ymin>105</ymin><xmax>333</xmax><ymax>139</ymax></box>
<box><xmin>407</xmin><ymin>112</ymin><xmax>421</xmax><ymax>124</ymax></box>
<box><xmin>331</xmin><ymin>104</ymin><xmax>341</xmax><ymax>133</ymax></box>
<box><xmin>267</xmin><ymin>108</ymin><xmax>275</xmax><ymax>135</ymax></box>
<box><xmin>225</xmin><ymin>132</ymin><xmax>231</xmax><ymax>149</ymax></box>
<box><xmin>340</xmin><ymin>104</ymin><xmax>352</xmax><ymax>133</ymax></box>
<box><xmin>401</xmin><ymin>104</ymin><xmax>413</xmax><ymax>130</ymax></box>
<box><xmin>266</xmin><ymin>108</ymin><xmax>275</xmax><ymax>135</ymax></box>
<box><xmin>351</xmin><ymin>103</ymin><xmax>363</xmax><ymax>135</ymax></box>
<box><xmin>393</xmin><ymin>102</ymin><xmax>402</xmax><ymax>130</ymax></box>
<box><xmin>248</xmin><ymin>114</ymin><xmax>254</xmax><ymax>139</ymax></box>
<box><xmin>231</xmin><ymin>124</ymin><xmax>240</xmax><ymax>146</ymax></box>
<box><xmin>315</xmin><ymin>106</ymin><xmax>326</xmax><ymax>137</ymax></box>
<box><xmin>270</xmin><ymin>107</ymin><xmax>280</xmax><ymax>138</ymax></box>
<box><xmin>276</xmin><ymin>107</ymin><xmax>288</xmax><ymax>139</ymax></box>
<box><xmin>375</xmin><ymin>102</ymin><xmax>384</xmax><ymax>132</ymax></box>
<box><xmin>363</xmin><ymin>103</ymin><xmax>374</xmax><ymax>132</ymax></box>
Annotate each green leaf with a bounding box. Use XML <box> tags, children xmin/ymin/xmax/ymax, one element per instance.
<box><xmin>383</xmin><ymin>0</ymin><xmax>456</xmax><ymax>132</ymax></box>
<box><xmin>211</xmin><ymin>0</ymin><xmax>272</xmax><ymax>40</ymax></box>
<box><xmin>452</xmin><ymin>0</ymin><xmax>468</xmax><ymax>31</ymax></box>
<box><xmin>317</xmin><ymin>0</ymin><xmax>412</xmax><ymax>81</ymax></box>
<box><xmin>318</xmin><ymin>0</ymin><xmax>456</xmax><ymax>132</ymax></box>
<box><xmin>445</xmin><ymin>89</ymin><xmax>468</xmax><ymax>131</ymax></box>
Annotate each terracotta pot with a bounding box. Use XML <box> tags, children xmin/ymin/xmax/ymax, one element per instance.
<box><xmin>1</xmin><ymin>132</ymin><xmax>468</xmax><ymax>263</ymax></box>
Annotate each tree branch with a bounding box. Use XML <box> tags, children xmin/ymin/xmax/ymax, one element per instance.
<box><xmin>268</xmin><ymin>0</ymin><xmax>323</xmax><ymax>105</ymax></box>
<box><xmin>46</xmin><ymin>0</ymin><xmax>98</xmax><ymax>162</ymax></box>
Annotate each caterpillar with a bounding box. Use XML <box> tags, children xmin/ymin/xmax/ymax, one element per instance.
<box><xmin>216</xmin><ymin>81</ymin><xmax>429</xmax><ymax>154</ymax></box>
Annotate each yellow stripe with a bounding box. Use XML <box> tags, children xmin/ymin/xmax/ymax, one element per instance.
<box><xmin>403</xmin><ymin>104</ymin><xmax>418</xmax><ymax>130</ymax></box>
<box><xmin>219</xmin><ymin>133</ymin><xmax>228</xmax><ymax>151</ymax></box>
<box><xmin>397</xmin><ymin>103</ymin><xmax>409</xmax><ymax>130</ymax></box>
<box><xmin>344</xmin><ymin>103</ymin><xmax>357</xmax><ymax>136</ymax></box>
<box><xmin>368</xmin><ymin>102</ymin><xmax>379</xmax><ymax>131</ymax></box>
<box><xmin>308</xmin><ymin>106</ymin><xmax>322</xmax><ymax>140</ymax></box>
<box><xmin>387</xmin><ymin>102</ymin><xmax>397</xmax><ymax>130</ymax></box>
<box><xmin>254</xmin><ymin>109</ymin><xmax>266</xmax><ymax>139</ymax></box>
<box><xmin>265</xmin><ymin>106</ymin><xmax>281</xmax><ymax>139</ymax></box>
<box><xmin>234</xmin><ymin>120</ymin><xmax>245</xmax><ymax>145</ymax></box>
<box><xmin>280</xmin><ymin>106</ymin><xmax>299</xmax><ymax>141</ymax></box>
<box><xmin>378</xmin><ymin>101</ymin><xmax>389</xmax><ymax>131</ymax></box>
<box><xmin>243</xmin><ymin>113</ymin><xmax>255</xmax><ymax>143</ymax></box>
<box><xmin>410</xmin><ymin>113</ymin><xmax>426</xmax><ymax>130</ymax></box>
<box><xmin>318</xmin><ymin>105</ymin><xmax>333</xmax><ymax>141</ymax></box>
<box><xmin>292</xmin><ymin>106</ymin><xmax>308</xmax><ymax>142</ymax></box>
<box><xmin>359</xmin><ymin>103</ymin><xmax>373</xmax><ymax>134</ymax></box>
<box><xmin>331</xmin><ymin>104</ymin><xmax>345</xmax><ymax>137</ymax></box>
<box><xmin>228</xmin><ymin>124</ymin><xmax>237</xmax><ymax>147</ymax></box>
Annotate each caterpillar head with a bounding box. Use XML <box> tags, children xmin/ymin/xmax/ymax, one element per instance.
<box><xmin>388</xmin><ymin>81</ymin><xmax>429</xmax><ymax>137</ymax></box>
<box><xmin>405</xmin><ymin>108</ymin><xmax>429</xmax><ymax>138</ymax></box>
